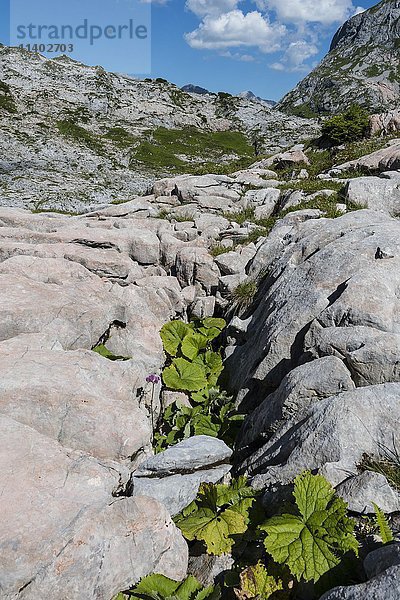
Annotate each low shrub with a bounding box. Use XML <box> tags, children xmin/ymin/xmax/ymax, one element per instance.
<box><xmin>321</xmin><ymin>105</ymin><xmax>370</xmax><ymax>147</ymax></box>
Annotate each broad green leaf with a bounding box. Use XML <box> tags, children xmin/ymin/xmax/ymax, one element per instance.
<box><xmin>174</xmin><ymin>575</ymin><xmax>202</xmax><ymax>600</ymax></box>
<box><xmin>216</xmin><ymin>476</ymin><xmax>255</xmax><ymax>507</ymax></box>
<box><xmin>236</xmin><ymin>563</ymin><xmax>283</xmax><ymax>599</ymax></box>
<box><xmin>293</xmin><ymin>469</ymin><xmax>335</xmax><ymax>520</ymax></box>
<box><xmin>260</xmin><ymin>471</ymin><xmax>358</xmax><ymax>583</ymax></box>
<box><xmin>131</xmin><ymin>574</ymin><xmax>179</xmax><ymax>597</ymax></box>
<box><xmin>175</xmin><ymin>479</ymin><xmax>256</xmax><ymax>555</ymax></box>
<box><xmin>92</xmin><ymin>344</ymin><xmax>130</xmax><ymax>361</ymax></box>
<box><xmin>160</xmin><ymin>321</ymin><xmax>192</xmax><ymax>357</ymax></box>
<box><xmin>194</xmin><ymin>351</ymin><xmax>223</xmax><ymax>387</ymax></box>
<box><xmin>127</xmin><ymin>574</ymin><xmax>220</xmax><ymax>600</ymax></box>
<box><xmin>204</xmin><ymin>351</ymin><xmax>224</xmax><ymax>376</ymax></box>
<box><xmin>195</xmin><ymin>584</ymin><xmax>221</xmax><ymax>600</ymax></box>
<box><xmin>163</xmin><ymin>358</ymin><xmax>208</xmax><ymax>392</ymax></box>
<box><xmin>181</xmin><ymin>332</ymin><xmax>209</xmax><ymax>360</ymax></box>
<box><xmin>176</xmin><ymin>506</ymin><xmax>247</xmax><ymax>555</ymax></box>
<box><xmin>191</xmin><ymin>388</ymin><xmax>210</xmax><ymax>404</ymax></box>
<box><xmin>198</xmin><ymin>318</ymin><xmax>226</xmax><ymax>340</ymax></box>
<box><xmin>193</xmin><ymin>414</ymin><xmax>220</xmax><ymax>437</ymax></box>
<box><xmin>373</xmin><ymin>503</ymin><xmax>394</xmax><ymax>544</ymax></box>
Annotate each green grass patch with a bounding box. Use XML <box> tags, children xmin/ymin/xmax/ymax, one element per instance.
<box><xmin>209</xmin><ymin>243</ymin><xmax>231</xmax><ymax>257</ymax></box>
<box><xmin>57</xmin><ymin>119</ymin><xmax>104</xmax><ymax>154</ymax></box>
<box><xmin>231</xmin><ymin>280</ymin><xmax>259</xmax><ymax>312</ymax></box>
<box><xmin>331</xmin><ymin>136</ymin><xmax>398</xmax><ymax>167</ymax></box>
<box><xmin>360</xmin><ymin>453</ymin><xmax>400</xmax><ymax>492</ymax></box>
<box><xmin>131</xmin><ymin>127</ymin><xmax>255</xmax><ymax>175</ymax></box>
<box><xmin>222</xmin><ymin>207</ymin><xmax>255</xmax><ymax>225</ymax></box>
<box><xmin>104</xmin><ymin>127</ymin><xmax>137</xmax><ymax>148</ymax></box>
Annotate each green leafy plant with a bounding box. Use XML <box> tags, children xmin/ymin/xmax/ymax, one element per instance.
<box><xmin>163</xmin><ymin>357</ymin><xmax>209</xmax><ymax>392</ymax></box>
<box><xmin>175</xmin><ymin>477</ymin><xmax>256</xmax><ymax>556</ymax></box>
<box><xmin>154</xmin><ymin>389</ymin><xmax>245</xmax><ymax>453</ymax></box>
<box><xmin>155</xmin><ymin>318</ymin><xmax>244</xmax><ymax>452</ymax></box>
<box><xmin>373</xmin><ymin>503</ymin><xmax>394</xmax><ymax>544</ymax></box>
<box><xmin>160</xmin><ymin>321</ymin><xmax>193</xmax><ymax>357</ymax></box>
<box><xmin>160</xmin><ymin>318</ymin><xmax>226</xmax><ymax>399</ymax></box>
<box><xmin>124</xmin><ymin>574</ymin><xmax>221</xmax><ymax>600</ymax></box>
<box><xmin>234</xmin><ymin>563</ymin><xmax>283</xmax><ymax>599</ymax></box>
<box><xmin>260</xmin><ymin>471</ymin><xmax>359</xmax><ymax>583</ymax></box>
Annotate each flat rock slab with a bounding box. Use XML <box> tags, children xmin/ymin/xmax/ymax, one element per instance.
<box><xmin>135</xmin><ymin>435</ymin><xmax>233</xmax><ymax>477</ymax></box>
<box><xmin>0</xmin><ymin>336</ymin><xmax>150</xmax><ymax>461</ymax></box>
<box><xmin>132</xmin><ymin>465</ymin><xmax>231</xmax><ymax>516</ymax></box>
<box><xmin>0</xmin><ymin>415</ymin><xmax>187</xmax><ymax>600</ymax></box>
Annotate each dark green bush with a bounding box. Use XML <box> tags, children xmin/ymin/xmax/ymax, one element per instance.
<box><xmin>321</xmin><ymin>105</ymin><xmax>370</xmax><ymax>146</ymax></box>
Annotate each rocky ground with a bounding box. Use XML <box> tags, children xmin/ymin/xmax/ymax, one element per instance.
<box><xmin>0</xmin><ymin>46</ymin><xmax>319</xmax><ymax>212</ymax></box>
<box><xmin>1</xmin><ymin>135</ymin><xmax>400</xmax><ymax>598</ymax></box>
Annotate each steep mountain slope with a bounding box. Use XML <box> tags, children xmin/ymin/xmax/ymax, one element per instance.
<box><xmin>278</xmin><ymin>0</ymin><xmax>400</xmax><ymax>115</ymax></box>
<box><xmin>0</xmin><ymin>46</ymin><xmax>318</xmax><ymax>211</ymax></box>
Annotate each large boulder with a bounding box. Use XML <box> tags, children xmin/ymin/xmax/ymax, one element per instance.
<box><xmin>0</xmin><ymin>335</ymin><xmax>151</xmax><ymax>461</ymax></box>
<box><xmin>330</xmin><ymin>139</ymin><xmax>400</xmax><ymax>175</ymax></box>
<box><xmin>226</xmin><ymin>210</ymin><xmax>400</xmax><ymax>398</ymax></box>
<box><xmin>344</xmin><ymin>176</ymin><xmax>400</xmax><ymax>215</ymax></box>
<box><xmin>241</xmin><ymin>383</ymin><xmax>400</xmax><ymax>491</ymax></box>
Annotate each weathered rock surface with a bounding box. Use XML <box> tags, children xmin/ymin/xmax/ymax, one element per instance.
<box><xmin>330</xmin><ymin>140</ymin><xmax>400</xmax><ymax>176</ymax></box>
<box><xmin>0</xmin><ymin>415</ymin><xmax>187</xmax><ymax>600</ymax></box>
<box><xmin>364</xmin><ymin>544</ymin><xmax>400</xmax><ymax>580</ymax></box>
<box><xmin>320</xmin><ymin>566</ymin><xmax>400</xmax><ymax>600</ymax></box>
<box><xmin>131</xmin><ymin>436</ymin><xmax>232</xmax><ymax>515</ymax></box>
<box><xmin>228</xmin><ymin>210</ymin><xmax>400</xmax><ymax>514</ymax></box>
<box><xmin>343</xmin><ymin>173</ymin><xmax>400</xmax><ymax>216</ymax></box>
<box><xmin>336</xmin><ymin>471</ymin><xmax>400</xmax><ymax>514</ymax></box>
<box><xmin>135</xmin><ymin>436</ymin><xmax>232</xmax><ymax>477</ymax></box>
<box><xmin>0</xmin><ymin>201</ymin><xmax>240</xmax><ymax>597</ymax></box>
<box><xmin>321</xmin><ymin>544</ymin><xmax>400</xmax><ymax>600</ymax></box>
<box><xmin>0</xmin><ymin>335</ymin><xmax>151</xmax><ymax>461</ymax></box>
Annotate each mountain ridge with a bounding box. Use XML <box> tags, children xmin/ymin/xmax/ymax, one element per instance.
<box><xmin>278</xmin><ymin>0</ymin><xmax>400</xmax><ymax>115</ymax></box>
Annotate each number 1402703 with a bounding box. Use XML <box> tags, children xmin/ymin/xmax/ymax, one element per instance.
<box><xmin>19</xmin><ymin>44</ymin><xmax>74</xmax><ymax>53</ymax></box>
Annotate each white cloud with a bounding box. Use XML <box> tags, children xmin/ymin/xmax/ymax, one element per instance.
<box><xmin>185</xmin><ymin>9</ymin><xmax>286</xmax><ymax>53</ymax></box>
<box><xmin>184</xmin><ymin>0</ymin><xmax>363</xmax><ymax>74</ymax></box>
<box><xmin>186</xmin><ymin>0</ymin><xmax>240</xmax><ymax>17</ymax></box>
<box><xmin>271</xmin><ymin>40</ymin><xmax>319</xmax><ymax>71</ymax></box>
<box><xmin>221</xmin><ymin>50</ymin><xmax>256</xmax><ymax>61</ymax></box>
<box><xmin>267</xmin><ymin>0</ymin><xmax>357</xmax><ymax>25</ymax></box>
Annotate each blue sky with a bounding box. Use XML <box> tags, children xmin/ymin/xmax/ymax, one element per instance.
<box><xmin>1</xmin><ymin>0</ymin><xmax>378</xmax><ymax>100</ymax></box>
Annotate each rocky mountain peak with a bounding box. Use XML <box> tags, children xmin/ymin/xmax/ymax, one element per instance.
<box><xmin>278</xmin><ymin>0</ymin><xmax>400</xmax><ymax>115</ymax></box>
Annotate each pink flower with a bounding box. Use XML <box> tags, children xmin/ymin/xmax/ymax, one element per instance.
<box><xmin>146</xmin><ymin>374</ymin><xmax>161</xmax><ymax>384</ymax></box>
